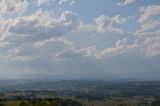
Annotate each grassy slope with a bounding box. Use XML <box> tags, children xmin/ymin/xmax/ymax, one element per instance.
<box><xmin>1</xmin><ymin>101</ymin><xmax>20</xmax><ymax>106</ymax></box>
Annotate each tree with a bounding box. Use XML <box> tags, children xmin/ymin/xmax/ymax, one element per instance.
<box><xmin>51</xmin><ymin>100</ymin><xmax>59</xmax><ymax>106</ymax></box>
<box><xmin>0</xmin><ymin>103</ymin><xmax>6</xmax><ymax>106</ymax></box>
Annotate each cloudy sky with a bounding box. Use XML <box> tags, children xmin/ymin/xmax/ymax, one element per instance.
<box><xmin>0</xmin><ymin>0</ymin><xmax>160</xmax><ymax>80</ymax></box>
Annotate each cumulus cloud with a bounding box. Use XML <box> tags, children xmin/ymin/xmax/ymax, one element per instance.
<box><xmin>135</xmin><ymin>5</ymin><xmax>160</xmax><ymax>57</ymax></box>
<box><xmin>79</xmin><ymin>38</ymin><xmax>134</xmax><ymax>59</ymax></box>
<box><xmin>0</xmin><ymin>42</ymin><xmax>11</xmax><ymax>48</ymax></box>
<box><xmin>37</xmin><ymin>0</ymin><xmax>53</xmax><ymax>6</ymax></box>
<box><xmin>95</xmin><ymin>15</ymin><xmax>127</xmax><ymax>33</ymax></box>
<box><xmin>1</xmin><ymin>9</ymin><xmax>79</xmax><ymax>42</ymax></box>
<box><xmin>35</xmin><ymin>37</ymin><xmax>138</xmax><ymax>60</ymax></box>
<box><xmin>0</xmin><ymin>9</ymin><xmax>80</xmax><ymax>61</ymax></box>
<box><xmin>0</xmin><ymin>0</ymin><xmax>159</xmax><ymax>80</ymax></box>
<box><xmin>137</xmin><ymin>19</ymin><xmax>160</xmax><ymax>33</ymax></box>
<box><xmin>32</xmin><ymin>36</ymin><xmax>137</xmax><ymax>60</ymax></box>
<box><xmin>6</xmin><ymin>47</ymin><xmax>33</xmax><ymax>61</ymax></box>
<box><xmin>0</xmin><ymin>0</ymin><xmax>29</xmax><ymax>16</ymax></box>
<box><xmin>33</xmin><ymin>37</ymin><xmax>75</xmax><ymax>51</ymax></box>
<box><xmin>135</xmin><ymin>28</ymin><xmax>160</xmax><ymax>57</ymax></box>
<box><xmin>144</xmin><ymin>36</ymin><xmax>160</xmax><ymax>56</ymax></box>
<box><xmin>0</xmin><ymin>6</ymin><xmax>159</xmax><ymax>62</ymax></box>
<box><xmin>59</xmin><ymin>0</ymin><xmax>75</xmax><ymax>5</ymax></box>
<box><xmin>0</xmin><ymin>1</ymin><xmax>159</xmax><ymax>62</ymax></box>
<box><xmin>123</xmin><ymin>0</ymin><xmax>136</xmax><ymax>5</ymax></box>
<box><xmin>77</xmin><ymin>14</ymin><xmax>127</xmax><ymax>34</ymax></box>
<box><xmin>5</xmin><ymin>38</ymin><xmax>77</xmax><ymax>62</ymax></box>
<box><xmin>139</xmin><ymin>5</ymin><xmax>160</xmax><ymax>22</ymax></box>
<box><xmin>117</xmin><ymin>0</ymin><xmax>136</xmax><ymax>6</ymax></box>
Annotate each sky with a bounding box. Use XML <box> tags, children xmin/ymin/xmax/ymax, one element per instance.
<box><xmin>0</xmin><ymin>0</ymin><xmax>160</xmax><ymax>80</ymax></box>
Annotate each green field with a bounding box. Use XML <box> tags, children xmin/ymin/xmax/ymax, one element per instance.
<box><xmin>0</xmin><ymin>98</ymin><xmax>82</xmax><ymax>106</ymax></box>
<box><xmin>1</xmin><ymin>101</ymin><xmax>21</xmax><ymax>106</ymax></box>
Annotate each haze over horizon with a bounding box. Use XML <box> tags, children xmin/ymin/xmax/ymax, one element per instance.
<box><xmin>0</xmin><ymin>0</ymin><xmax>160</xmax><ymax>80</ymax></box>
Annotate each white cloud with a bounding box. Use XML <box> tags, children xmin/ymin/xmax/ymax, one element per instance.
<box><xmin>144</xmin><ymin>36</ymin><xmax>160</xmax><ymax>56</ymax></box>
<box><xmin>0</xmin><ymin>42</ymin><xmax>11</xmax><ymax>48</ymax></box>
<box><xmin>76</xmin><ymin>14</ymin><xmax>127</xmax><ymax>34</ymax></box>
<box><xmin>0</xmin><ymin>2</ymin><xmax>159</xmax><ymax>62</ymax></box>
<box><xmin>135</xmin><ymin>5</ymin><xmax>160</xmax><ymax>57</ymax></box>
<box><xmin>0</xmin><ymin>0</ymin><xmax>29</xmax><ymax>16</ymax></box>
<box><xmin>1</xmin><ymin>9</ymin><xmax>79</xmax><ymax>42</ymax></box>
<box><xmin>59</xmin><ymin>0</ymin><xmax>75</xmax><ymax>5</ymax></box>
<box><xmin>0</xmin><ymin>8</ymin><xmax>159</xmax><ymax>62</ymax></box>
<box><xmin>139</xmin><ymin>5</ymin><xmax>160</xmax><ymax>22</ymax></box>
<box><xmin>75</xmin><ymin>15</ymin><xmax>128</xmax><ymax>37</ymax></box>
<box><xmin>117</xmin><ymin>0</ymin><xmax>136</xmax><ymax>6</ymax></box>
<box><xmin>95</xmin><ymin>15</ymin><xmax>127</xmax><ymax>33</ymax></box>
<box><xmin>79</xmin><ymin>38</ymin><xmax>132</xmax><ymax>59</ymax></box>
<box><xmin>135</xmin><ymin>27</ymin><xmax>160</xmax><ymax>57</ymax></box>
<box><xmin>136</xmin><ymin>5</ymin><xmax>160</xmax><ymax>55</ymax></box>
<box><xmin>0</xmin><ymin>0</ymin><xmax>159</xmax><ymax>80</ymax></box>
<box><xmin>37</xmin><ymin>0</ymin><xmax>53</xmax><ymax>6</ymax></box>
<box><xmin>32</xmin><ymin>35</ymin><xmax>138</xmax><ymax>60</ymax></box>
<box><xmin>69</xmin><ymin>0</ymin><xmax>75</xmax><ymax>5</ymax></box>
<box><xmin>0</xmin><ymin>9</ymin><xmax>80</xmax><ymax>61</ymax></box>
<box><xmin>123</xmin><ymin>0</ymin><xmax>136</xmax><ymax>5</ymax></box>
<box><xmin>33</xmin><ymin>37</ymin><xmax>75</xmax><ymax>51</ymax></box>
<box><xmin>137</xmin><ymin>19</ymin><xmax>160</xmax><ymax>33</ymax></box>
<box><xmin>6</xmin><ymin>48</ymin><xmax>32</xmax><ymax>61</ymax></box>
